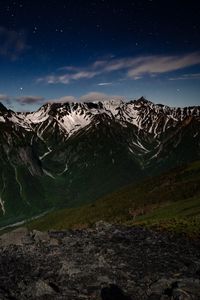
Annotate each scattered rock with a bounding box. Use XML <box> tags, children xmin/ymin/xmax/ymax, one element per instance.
<box><xmin>0</xmin><ymin>224</ymin><xmax>199</xmax><ymax>299</ymax></box>
<box><xmin>148</xmin><ymin>278</ymin><xmax>200</xmax><ymax>299</ymax></box>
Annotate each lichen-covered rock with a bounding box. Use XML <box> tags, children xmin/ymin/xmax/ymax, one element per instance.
<box><xmin>0</xmin><ymin>225</ymin><xmax>199</xmax><ymax>299</ymax></box>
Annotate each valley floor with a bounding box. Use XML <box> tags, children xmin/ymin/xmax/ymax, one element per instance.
<box><xmin>0</xmin><ymin>222</ymin><xmax>200</xmax><ymax>299</ymax></box>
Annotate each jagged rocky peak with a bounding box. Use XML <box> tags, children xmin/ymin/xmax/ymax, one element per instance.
<box><xmin>0</xmin><ymin>103</ymin><xmax>25</xmax><ymax>126</ymax></box>
<box><xmin>131</xmin><ymin>96</ymin><xmax>153</xmax><ymax>106</ymax></box>
<box><xmin>41</xmin><ymin>98</ymin><xmax>124</xmax><ymax>113</ymax></box>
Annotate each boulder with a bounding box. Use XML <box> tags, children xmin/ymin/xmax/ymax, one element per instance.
<box><xmin>95</xmin><ymin>221</ymin><xmax>113</xmax><ymax>231</ymax></box>
<box><xmin>31</xmin><ymin>229</ymin><xmax>50</xmax><ymax>243</ymax></box>
<box><xmin>35</xmin><ymin>280</ymin><xmax>55</xmax><ymax>297</ymax></box>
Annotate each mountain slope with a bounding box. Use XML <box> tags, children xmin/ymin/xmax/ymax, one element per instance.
<box><xmin>28</xmin><ymin>160</ymin><xmax>200</xmax><ymax>237</ymax></box>
<box><xmin>0</xmin><ymin>98</ymin><xmax>200</xmax><ymax>226</ymax></box>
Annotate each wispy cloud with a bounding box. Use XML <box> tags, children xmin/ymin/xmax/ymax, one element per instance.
<box><xmin>1</xmin><ymin>93</ymin><xmax>126</xmax><ymax>108</ymax></box>
<box><xmin>38</xmin><ymin>52</ymin><xmax>200</xmax><ymax>84</ymax></box>
<box><xmin>97</xmin><ymin>82</ymin><xmax>113</xmax><ymax>86</ymax></box>
<box><xmin>38</xmin><ymin>71</ymin><xmax>99</xmax><ymax>84</ymax></box>
<box><xmin>16</xmin><ymin>96</ymin><xmax>45</xmax><ymax>105</ymax></box>
<box><xmin>79</xmin><ymin>92</ymin><xmax>126</xmax><ymax>102</ymax></box>
<box><xmin>0</xmin><ymin>27</ymin><xmax>28</xmax><ymax>60</ymax></box>
<box><xmin>0</xmin><ymin>94</ymin><xmax>10</xmax><ymax>104</ymax></box>
<box><xmin>47</xmin><ymin>95</ymin><xmax>77</xmax><ymax>103</ymax></box>
<box><xmin>43</xmin><ymin>92</ymin><xmax>126</xmax><ymax>104</ymax></box>
<box><xmin>169</xmin><ymin>73</ymin><xmax>200</xmax><ymax>80</ymax></box>
<box><xmin>48</xmin><ymin>92</ymin><xmax>125</xmax><ymax>103</ymax></box>
<box><xmin>127</xmin><ymin>53</ymin><xmax>200</xmax><ymax>79</ymax></box>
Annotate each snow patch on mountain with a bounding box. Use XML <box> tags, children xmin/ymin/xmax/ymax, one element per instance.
<box><xmin>0</xmin><ymin>116</ymin><xmax>5</xmax><ymax>123</ymax></box>
<box><xmin>25</xmin><ymin>106</ymin><xmax>50</xmax><ymax>124</ymax></box>
<box><xmin>0</xmin><ymin>197</ymin><xmax>5</xmax><ymax>215</ymax></box>
<box><xmin>59</xmin><ymin>110</ymin><xmax>91</xmax><ymax>136</ymax></box>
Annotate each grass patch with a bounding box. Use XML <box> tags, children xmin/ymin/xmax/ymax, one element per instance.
<box><xmin>27</xmin><ymin>161</ymin><xmax>200</xmax><ymax>238</ymax></box>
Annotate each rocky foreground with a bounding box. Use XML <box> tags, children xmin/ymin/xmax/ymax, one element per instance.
<box><xmin>0</xmin><ymin>222</ymin><xmax>200</xmax><ymax>300</ymax></box>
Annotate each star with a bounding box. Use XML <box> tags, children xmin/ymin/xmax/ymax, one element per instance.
<box><xmin>33</xmin><ymin>26</ymin><xmax>38</xmax><ymax>34</ymax></box>
<box><xmin>56</xmin><ymin>28</ymin><xmax>64</xmax><ymax>33</ymax></box>
<box><xmin>19</xmin><ymin>87</ymin><xmax>23</xmax><ymax>91</ymax></box>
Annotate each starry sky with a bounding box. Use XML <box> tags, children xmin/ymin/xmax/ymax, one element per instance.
<box><xmin>0</xmin><ymin>0</ymin><xmax>200</xmax><ymax>111</ymax></box>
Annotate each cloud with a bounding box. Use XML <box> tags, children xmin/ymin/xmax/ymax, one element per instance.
<box><xmin>48</xmin><ymin>93</ymin><xmax>126</xmax><ymax>103</ymax></box>
<box><xmin>46</xmin><ymin>93</ymin><xmax>124</xmax><ymax>104</ymax></box>
<box><xmin>2</xmin><ymin>93</ymin><xmax>127</xmax><ymax>110</ymax></box>
<box><xmin>169</xmin><ymin>73</ymin><xmax>200</xmax><ymax>80</ymax></box>
<box><xmin>127</xmin><ymin>53</ymin><xmax>200</xmax><ymax>79</ymax></box>
<box><xmin>97</xmin><ymin>82</ymin><xmax>113</xmax><ymax>86</ymax></box>
<box><xmin>79</xmin><ymin>92</ymin><xmax>126</xmax><ymax>102</ymax></box>
<box><xmin>47</xmin><ymin>95</ymin><xmax>77</xmax><ymax>103</ymax></box>
<box><xmin>47</xmin><ymin>93</ymin><xmax>125</xmax><ymax>104</ymax></box>
<box><xmin>38</xmin><ymin>71</ymin><xmax>99</xmax><ymax>84</ymax></box>
<box><xmin>0</xmin><ymin>94</ymin><xmax>11</xmax><ymax>104</ymax></box>
<box><xmin>38</xmin><ymin>52</ymin><xmax>200</xmax><ymax>84</ymax></box>
<box><xmin>0</xmin><ymin>27</ymin><xmax>28</xmax><ymax>60</ymax></box>
<box><xmin>16</xmin><ymin>96</ymin><xmax>45</xmax><ymax>105</ymax></box>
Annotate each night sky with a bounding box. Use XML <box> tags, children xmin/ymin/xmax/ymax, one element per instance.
<box><xmin>0</xmin><ymin>0</ymin><xmax>200</xmax><ymax>111</ymax></box>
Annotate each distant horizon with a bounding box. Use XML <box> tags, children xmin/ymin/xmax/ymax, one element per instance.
<box><xmin>1</xmin><ymin>94</ymin><xmax>200</xmax><ymax>113</ymax></box>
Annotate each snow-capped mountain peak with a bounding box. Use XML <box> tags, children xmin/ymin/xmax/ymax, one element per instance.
<box><xmin>0</xmin><ymin>98</ymin><xmax>199</xmax><ymax>139</ymax></box>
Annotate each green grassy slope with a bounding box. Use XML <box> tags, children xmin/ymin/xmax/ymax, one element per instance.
<box><xmin>28</xmin><ymin>161</ymin><xmax>200</xmax><ymax>237</ymax></box>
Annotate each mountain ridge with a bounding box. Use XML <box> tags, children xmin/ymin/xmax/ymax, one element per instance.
<box><xmin>0</xmin><ymin>97</ymin><xmax>199</xmax><ymax>226</ymax></box>
<box><xmin>1</xmin><ymin>97</ymin><xmax>200</xmax><ymax>138</ymax></box>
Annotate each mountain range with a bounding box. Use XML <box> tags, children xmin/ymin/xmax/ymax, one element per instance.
<box><xmin>0</xmin><ymin>97</ymin><xmax>200</xmax><ymax>226</ymax></box>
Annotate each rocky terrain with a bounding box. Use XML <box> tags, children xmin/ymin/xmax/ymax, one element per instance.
<box><xmin>0</xmin><ymin>222</ymin><xmax>200</xmax><ymax>299</ymax></box>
